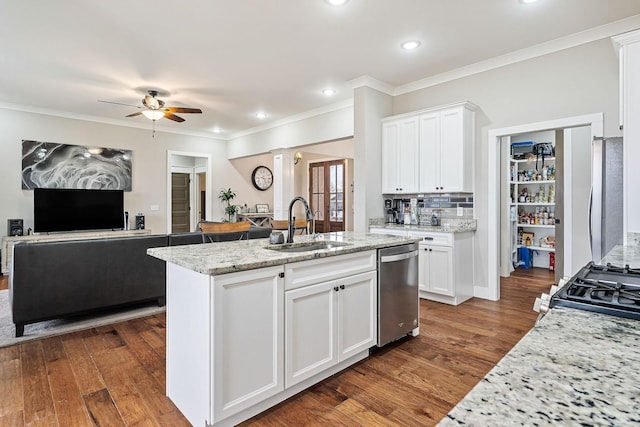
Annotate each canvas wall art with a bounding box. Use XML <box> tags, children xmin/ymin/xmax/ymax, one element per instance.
<box><xmin>22</xmin><ymin>140</ymin><xmax>132</xmax><ymax>191</ymax></box>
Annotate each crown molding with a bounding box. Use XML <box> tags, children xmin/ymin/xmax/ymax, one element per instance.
<box><xmin>0</xmin><ymin>102</ymin><xmax>227</xmax><ymax>141</ymax></box>
<box><xmin>349</xmin><ymin>75</ymin><xmax>395</xmax><ymax>95</ymax></box>
<box><xmin>395</xmin><ymin>14</ymin><xmax>640</xmax><ymax>96</ymax></box>
<box><xmin>612</xmin><ymin>28</ymin><xmax>640</xmax><ymax>46</ymax></box>
<box><xmin>227</xmin><ymin>98</ymin><xmax>353</xmax><ymax>140</ymax></box>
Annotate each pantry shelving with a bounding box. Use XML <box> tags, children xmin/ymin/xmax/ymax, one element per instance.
<box><xmin>509</xmin><ymin>154</ymin><xmax>556</xmax><ymax>269</ymax></box>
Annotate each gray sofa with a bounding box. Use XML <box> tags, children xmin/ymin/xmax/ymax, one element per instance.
<box><xmin>9</xmin><ymin>226</ymin><xmax>272</xmax><ymax>337</ymax></box>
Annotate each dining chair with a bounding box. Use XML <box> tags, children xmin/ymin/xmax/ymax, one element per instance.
<box><xmin>199</xmin><ymin>221</ymin><xmax>251</xmax><ymax>243</ymax></box>
<box><xmin>270</xmin><ymin>218</ymin><xmax>308</xmax><ymax>235</ymax></box>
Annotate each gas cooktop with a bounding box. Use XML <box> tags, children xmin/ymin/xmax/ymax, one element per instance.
<box><xmin>549</xmin><ymin>262</ymin><xmax>640</xmax><ymax>320</ymax></box>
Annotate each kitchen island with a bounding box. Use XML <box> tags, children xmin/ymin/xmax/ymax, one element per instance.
<box><xmin>437</xmin><ymin>245</ymin><xmax>640</xmax><ymax>426</ymax></box>
<box><xmin>148</xmin><ymin>232</ymin><xmax>419</xmax><ymax>427</ymax></box>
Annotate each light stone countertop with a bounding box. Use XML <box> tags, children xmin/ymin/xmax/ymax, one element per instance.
<box><xmin>148</xmin><ymin>231</ymin><xmax>419</xmax><ymax>276</ymax></box>
<box><xmin>370</xmin><ymin>220</ymin><xmax>477</xmax><ymax>234</ymax></box>
<box><xmin>437</xmin><ymin>244</ymin><xmax>640</xmax><ymax>426</ymax></box>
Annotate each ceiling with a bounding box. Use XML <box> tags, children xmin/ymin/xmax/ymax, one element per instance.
<box><xmin>2</xmin><ymin>1</ymin><xmax>640</xmax><ymax>140</ymax></box>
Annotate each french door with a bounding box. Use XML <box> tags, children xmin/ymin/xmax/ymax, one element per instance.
<box><xmin>309</xmin><ymin>160</ymin><xmax>345</xmax><ymax>233</ymax></box>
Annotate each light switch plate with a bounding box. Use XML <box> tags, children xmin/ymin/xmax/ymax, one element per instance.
<box><xmin>457</xmin><ymin>206</ymin><xmax>463</xmax><ymax>216</ymax></box>
<box><xmin>150</xmin><ymin>204</ymin><xmax>160</xmax><ymax>211</ymax></box>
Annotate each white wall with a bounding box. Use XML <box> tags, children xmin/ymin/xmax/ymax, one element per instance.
<box><xmin>226</xmin><ymin>106</ymin><xmax>354</xmax><ymax>159</ymax></box>
<box><xmin>0</xmin><ymin>108</ymin><xmax>256</xmax><ymax>235</ymax></box>
<box><xmin>392</xmin><ymin>38</ymin><xmax>621</xmax><ymax>292</ymax></box>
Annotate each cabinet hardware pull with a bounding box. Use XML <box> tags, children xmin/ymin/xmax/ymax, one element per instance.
<box><xmin>424</xmin><ymin>237</ymin><xmax>434</xmax><ymax>240</ymax></box>
<box><xmin>334</xmin><ymin>286</ymin><xmax>339</xmax><ymax>292</ymax></box>
<box><xmin>278</xmin><ymin>272</ymin><xmax>285</xmax><ymax>278</ymax></box>
<box><xmin>340</xmin><ymin>285</ymin><xmax>345</xmax><ymax>290</ymax></box>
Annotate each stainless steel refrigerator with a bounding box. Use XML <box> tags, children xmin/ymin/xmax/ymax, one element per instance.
<box><xmin>590</xmin><ymin>137</ymin><xmax>624</xmax><ymax>262</ymax></box>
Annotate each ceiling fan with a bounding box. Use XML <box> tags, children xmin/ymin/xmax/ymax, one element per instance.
<box><xmin>99</xmin><ymin>90</ymin><xmax>202</xmax><ymax>123</ymax></box>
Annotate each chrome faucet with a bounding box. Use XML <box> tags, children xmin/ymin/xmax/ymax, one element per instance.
<box><xmin>287</xmin><ymin>196</ymin><xmax>314</xmax><ymax>243</ymax></box>
<box><xmin>312</xmin><ymin>209</ymin><xmax>321</xmax><ymax>239</ymax></box>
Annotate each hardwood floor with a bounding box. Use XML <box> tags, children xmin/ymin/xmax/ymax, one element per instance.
<box><xmin>0</xmin><ymin>268</ymin><xmax>554</xmax><ymax>426</ymax></box>
<box><xmin>0</xmin><ymin>275</ymin><xmax>7</xmax><ymax>291</ymax></box>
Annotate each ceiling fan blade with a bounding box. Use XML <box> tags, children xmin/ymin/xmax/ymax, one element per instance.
<box><xmin>164</xmin><ymin>112</ymin><xmax>185</xmax><ymax>123</ymax></box>
<box><xmin>164</xmin><ymin>107</ymin><xmax>202</xmax><ymax>114</ymax></box>
<box><xmin>98</xmin><ymin>100</ymin><xmax>141</xmax><ymax>109</ymax></box>
<box><xmin>125</xmin><ymin>111</ymin><xmax>143</xmax><ymax>118</ymax></box>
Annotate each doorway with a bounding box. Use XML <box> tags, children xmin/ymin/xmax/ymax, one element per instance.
<box><xmin>167</xmin><ymin>151</ymin><xmax>212</xmax><ymax>234</ymax></box>
<box><xmin>309</xmin><ymin>160</ymin><xmax>345</xmax><ymax>233</ymax></box>
<box><xmin>171</xmin><ymin>173</ymin><xmax>190</xmax><ymax>233</ymax></box>
<box><xmin>486</xmin><ymin>113</ymin><xmax>603</xmax><ymax>301</ymax></box>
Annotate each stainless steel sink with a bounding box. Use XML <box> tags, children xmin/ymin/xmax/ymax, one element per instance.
<box><xmin>267</xmin><ymin>241</ymin><xmax>351</xmax><ymax>253</ymax></box>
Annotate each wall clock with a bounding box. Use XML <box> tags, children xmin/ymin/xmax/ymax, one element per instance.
<box><xmin>251</xmin><ymin>166</ymin><xmax>273</xmax><ymax>191</ymax></box>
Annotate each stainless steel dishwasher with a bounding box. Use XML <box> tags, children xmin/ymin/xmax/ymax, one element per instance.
<box><xmin>377</xmin><ymin>242</ymin><xmax>419</xmax><ymax>347</ymax></box>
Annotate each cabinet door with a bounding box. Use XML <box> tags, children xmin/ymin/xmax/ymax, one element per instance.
<box><xmin>397</xmin><ymin>117</ymin><xmax>420</xmax><ymax>193</ymax></box>
<box><xmin>381</xmin><ymin>121</ymin><xmax>400</xmax><ymax>193</ymax></box>
<box><xmin>212</xmin><ymin>266</ymin><xmax>284</xmax><ymax>422</ymax></box>
<box><xmin>427</xmin><ymin>245</ymin><xmax>454</xmax><ymax>296</ymax></box>
<box><xmin>439</xmin><ymin>107</ymin><xmax>465</xmax><ymax>191</ymax></box>
<box><xmin>418</xmin><ymin>246</ymin><xmax>429</xmax><ymax>292</ymax></box>
<box><xmin>337</xmin><ymin>271</ymin><xmax>377</xmax><ymax>360</ymax></box>
<box><xmin>382</xmin><ymin>117</ymin><xmax>419</xmax><ymax>193</ymax></box>
<box><xmin>285</xmin><ymin>280</ymin><xmax>338</xmax><ymax>388</ymax></box>
<box><xmin>419</xmin><ymin>112</ymin><xmax>440</xmax><ymax>192</ymax></box>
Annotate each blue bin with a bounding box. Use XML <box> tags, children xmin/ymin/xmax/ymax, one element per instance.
<box><xmin>518</xmin><ymin>246</ymin><xmax>533</xmax><ymax>269</ymax></box>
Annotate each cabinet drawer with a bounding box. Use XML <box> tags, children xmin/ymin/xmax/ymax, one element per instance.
<box><xmin>410</xmin><ymin>231</ymin><xmax>452</xmax><ymax>246</ymax></box>
<box><xmin>369</xmin><ymin>227</ymin><xmax>407</xmax><ymax>237</ymax></box>
<box><xmin>285</xmin><ymin>250</ymin><xmax>376</xmax><ymax>291</ymax></box>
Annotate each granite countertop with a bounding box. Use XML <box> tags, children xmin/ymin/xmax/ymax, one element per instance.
<box><xmin>438</xmin><ymin>307</ymin><xmax>640</xmax><ymax>426</ymax></box>
<box><xmin>370</xmin><ymin>221</ymin><xmax>476</xmax><ymax>233</ymax></box>
<box><xmin>148</xmin><ymin>231</ymin><xmax>419</xmax><ymax>275</ymax></box>
<box><xmin>600</xmin><ymin>244</ymin><xmax>640</xmax><ymax>268</ymax></box>
<box><xmin>438</xmin><ymin>244</ymin><xmax>640</xmax><ymax>426</ymax></box>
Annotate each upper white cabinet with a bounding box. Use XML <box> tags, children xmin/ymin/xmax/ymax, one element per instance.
<box><xmin>381</xmin><ymin>116</ymin><xmax>420</xmax><ymax>193</ymax></box>
<box><xmin>382</xmin><ymin>102</ymin><xmax>476</xmax><ymax>194</ymax></box>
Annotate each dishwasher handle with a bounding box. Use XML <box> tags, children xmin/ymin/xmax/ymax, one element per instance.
<box><xmin>380</xmin><ymin>250</ymin><xmax>418</xmax><ymax>263</ymax></box>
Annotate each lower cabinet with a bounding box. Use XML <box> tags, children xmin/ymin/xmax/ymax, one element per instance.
<box><xmin>419</xmin><ymin>243</ymin><xmax>454</xmax><ymax>296</ymax></box>
<box><xmin>212</xmin><ymin>267</ymin><xmax>285</xmax><ymax>422</ymax></box>
<box><xmin>410</xmin><ymin>231</ymin><xmax>474</xmax><ymax>305</ymax></box>
<box><xmin>166</xmin><ymin>251</ymin><xmax>378</xmax><ymax>426</ymax></box>
<box><xmin>285</xmin><ymin>270</ymin><xmax>377</xmax><ymax>388</ymax></box>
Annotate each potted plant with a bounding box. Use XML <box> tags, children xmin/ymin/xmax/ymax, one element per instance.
<box><xmin>218</xmin><ymin>188</ymin><xmax>239</xmax><ymax>222</ymax></box>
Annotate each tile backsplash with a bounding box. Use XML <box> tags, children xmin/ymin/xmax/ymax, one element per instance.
<box><xmin>388</xmin><ymin>193</ymin><xmax>474</xmax><ymax>222</ymax></box>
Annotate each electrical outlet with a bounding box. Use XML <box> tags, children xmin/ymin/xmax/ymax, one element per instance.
<box><xmin>457</xmin><ymin>206</ymin><xmax>464</xmax><ymax>217</ymax></box>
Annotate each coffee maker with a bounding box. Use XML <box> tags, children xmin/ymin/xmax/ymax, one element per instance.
<box><xmin>384</xmin><ymin>199</ymin><xmax>397</xmax><ymax>223</ymax></box>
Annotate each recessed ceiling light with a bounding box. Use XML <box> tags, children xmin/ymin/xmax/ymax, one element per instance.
<box><xmin>520</xmin><ymin>0</ymin><xmax>538</xmax><ymax>3</ymax></box>
<box><xmin>321</xmin><ymin>88</ymin><xmax>336</xmax><ymax>96</ymax></box>
<box><xmin>213</xmin><ymin>127</ymin><xmax>222</xmax><ymax>133</ymax></box>
<box><xmin>256</xmin><ymin>112</ymin><xmax>267</xmax><ymax>119</ymax></box>
<box><xmin>325</xmin><ymin>0</ymin><xmax>349</xmax><ymax>5</ymax></box>
<box><xmin>401</xmin><ymin>40</ymin><xmax>421</xmax><ymax>50</ymax></box>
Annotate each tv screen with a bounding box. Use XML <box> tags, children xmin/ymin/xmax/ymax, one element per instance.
<box><xmin>34</xmin><ymin>188</ymin><xmax>124</xmax><ymax>233</ymax></box>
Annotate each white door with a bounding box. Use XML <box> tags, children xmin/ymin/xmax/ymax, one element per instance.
<box><xmin>285</xmin><ymin>280</ymin><xmax>338</xmax><ymax>388</ymax></box>
<box><xmin>419</xmin><ymin>112</ymin><xmax>440</xmax><ymax>192</ymax></box>
<box><xmin>397</xmin><ymin>117</ymin><xmax>420</xmax><ymax>193</ymax></box>
<box><xmin>439</xmin><ymin>107</ymin><xmax>464</xmax><ymax>191</ymax></box>
<box><xmin>427</xmin><ymin>245</ymin><xmax>454</xmax><ymax>296</ymax></box>
<box><xmin>418</xmin><ymin>246</ymin><xmax>429</xmax><ymax>292</ymax></box>
<box><xmin>338</xmin><ymin>271</ymin><xmax>377</xmax><ymax>360</ymax></box>
<box><xmin>382</xmin><ymin>122</ymin><xmax>400</xmax><ymax>193</ymax></box>
<box><xmin>213</xmin><ymin>266</ymin><xmax>285</xmax><ymax>422</ymax></box>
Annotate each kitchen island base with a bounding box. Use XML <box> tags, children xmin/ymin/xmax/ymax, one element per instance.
<box><xmin>165</xmin><ymin>249</ymin><xmax>382</xmax><ymax>426</ymax></box>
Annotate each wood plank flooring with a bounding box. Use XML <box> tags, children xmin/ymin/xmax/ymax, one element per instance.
<box><xmin>0</xmin><ymin>268</ymin><xmax>554</xmax><ymax>426</ymax></box>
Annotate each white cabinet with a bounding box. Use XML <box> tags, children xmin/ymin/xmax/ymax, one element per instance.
<box><xmin>419</xmin><ymin>106</ymin><xmax>474</xmax><ymax>192</ymax></box>
<box><xmin>381</xmin><ymin>116</ymin><xmax>419</xmax><ymax>193</ymax></box>
<box><xmin>212</xmin><ymin>267</ymin><xmax>285</xmax><ymax>422</ymax></box>
<box><xmin>285</xmin><ymin>270</ymin><xmax>376</xmax><ymax>387</ymax></box>
<box><xmin>410</xmin><ymin>231</ymin><xmax>474</xmax><ymax>305</ymax></box>
<box><xmin>165</xmin><ymin>263</ymin><xmax>284</xmax><ymax>426</ymax></box>
<box><xmin>419</xmin><ymin>243</ymin><xmax>453</xmax><ymax>296</ymax></box>
<box><xmin>382</xmin><ymin>102</ymin><xmax>475</xmax><ymax>195</ymax></box>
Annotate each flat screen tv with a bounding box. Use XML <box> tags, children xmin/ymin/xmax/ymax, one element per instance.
<box><xmin>34</xmin><ymin>188</ymin><xmax>124</xmax><ymax>233</ymax></box>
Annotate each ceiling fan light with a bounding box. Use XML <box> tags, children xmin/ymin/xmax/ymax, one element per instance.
<box><xmin>142</xmin><ymin>110</ymin><xmax>165</xmax><ymax>121</ymax></box>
